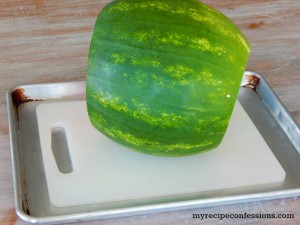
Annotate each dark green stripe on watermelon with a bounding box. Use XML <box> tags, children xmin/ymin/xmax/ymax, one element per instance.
<box><xmin>86</xmin><ymin>0</ymin><xmax>251</xmax><ymax>156</ymax></box>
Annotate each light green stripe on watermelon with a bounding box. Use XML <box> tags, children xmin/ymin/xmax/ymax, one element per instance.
<box><xmin>86</xmin><ymin>0</ymin><xmax>251</xmax><ymax>156</ymax></box>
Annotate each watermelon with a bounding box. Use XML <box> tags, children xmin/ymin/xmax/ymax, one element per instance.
<box><xmin>86</xmin><ymin>0</ymin><xmax>251</xmax><ymax>156</ymax></box>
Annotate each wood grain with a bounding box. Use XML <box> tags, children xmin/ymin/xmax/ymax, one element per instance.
<box><xmin>0</xmin><ymin>0</ymin><xmax>299</xmax><ymax>224</ymax></box>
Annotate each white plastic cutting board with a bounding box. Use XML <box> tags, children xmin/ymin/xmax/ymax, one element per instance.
<box><xmin>36</xmin><ymin>101</ymin><xmax>285</xmax><ymax>207</ymax></box>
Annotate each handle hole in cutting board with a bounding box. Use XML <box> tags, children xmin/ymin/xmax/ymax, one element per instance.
<box><xmin>51</xmin><ymin>127</ymin><xmax>73</xmax><ymax>174</ymax></box>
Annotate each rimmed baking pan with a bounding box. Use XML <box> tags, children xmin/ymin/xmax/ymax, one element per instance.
<box><xmin>6</xmin><ymin>71</ymin><xmax>300</xmax><ymax>224</ymax></box>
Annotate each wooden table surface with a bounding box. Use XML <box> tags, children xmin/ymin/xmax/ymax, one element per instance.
<box><xmin>1</xmin><ymin>0</ymin><xmax>299</xmax><ymax>224</ymax></box>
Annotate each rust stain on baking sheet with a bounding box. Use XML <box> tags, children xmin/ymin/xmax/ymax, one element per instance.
<box><xmin>23</xmin><ymin>193</ymin><xmax>31</xmax><ymax>216</ymax></box>
<box><xmin>11</xmin><ymin>88</ymin><xmax>35</xmax><ymax>108</ymax></box>
<box><xmin>11</xmin><ymin>88</ymin><xmax>41</xmax><ymax>124</ymax></box>
<box><xmin>243</xmin><ymin>74</ymin><xmax>260</xmax><ymax>91</ymax></box>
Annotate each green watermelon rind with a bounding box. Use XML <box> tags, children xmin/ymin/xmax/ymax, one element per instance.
<box><xmin>86</xmin><ymin>0</ymin><xmax>251</xmax><ymax>156</ymax></box>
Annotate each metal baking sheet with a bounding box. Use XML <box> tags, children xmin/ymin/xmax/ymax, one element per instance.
<box><xmin>6</xmin><ymin>71</ymin><xmax>300</xmax><ymax>224</ymax></box>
